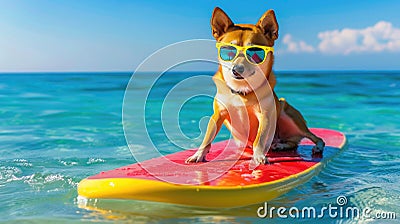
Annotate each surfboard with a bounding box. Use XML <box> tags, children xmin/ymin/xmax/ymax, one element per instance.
<box><xmin>78</xmin><ymin>128</ymin><xmax>346</xmax><ymax>208</ymax></box>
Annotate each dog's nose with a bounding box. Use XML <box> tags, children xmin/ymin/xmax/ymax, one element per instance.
<box><xmin>232</xmin><ymin>64</ymin><xmax>245</xmax><ymax>75</ymax></box>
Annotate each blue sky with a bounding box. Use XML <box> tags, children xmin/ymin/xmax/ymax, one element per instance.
<box><xmin>1</xmin><ymin>0</ymin><xmax>400</xmax><ymax>72</ymax></box>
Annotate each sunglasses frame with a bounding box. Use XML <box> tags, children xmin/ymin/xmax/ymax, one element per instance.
<box><xmin>216</xmin><ymin>42</ymin><xmax>274</xmax><ymax>65</ymax></box>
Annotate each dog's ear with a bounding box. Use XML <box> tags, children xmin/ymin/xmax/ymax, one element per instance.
<box><xmin>211</xmin><ymin>7</ymin><xmax>234</xmax><ymax>39</ymax></box>
<box><xmin>256</xmin><ymin>10</ymin><xmax>279</xmax><ymax>41</ymax></box>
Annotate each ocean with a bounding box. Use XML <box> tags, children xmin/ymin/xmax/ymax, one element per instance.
<box><xmin>0</xmin><ymin>71</ymin><xmax>399</xmax><ymax>223</ymax></box>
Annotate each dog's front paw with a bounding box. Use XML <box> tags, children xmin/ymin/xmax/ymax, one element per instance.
<box><xmin>250</xmin><ymin>151</ymin><xmax>269</xmax><ymax>169</ymax></box>
<box><xmin>312</xmin><ymin>140</ymin><xmax>325</xmax><ymax>154</ymax></box>
<box><xmin>185</xmin><ymin>150</ymin><xmax>208</xmax><ymax>163</ymax></box>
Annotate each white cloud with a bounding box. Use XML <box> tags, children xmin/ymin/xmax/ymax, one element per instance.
<box><xmin>282</xmin><ymin>34</ymin><xmax>315</xmax><ymax>53</ymax></box>
<box><xmin>318</xmin><ymin>21</ymin><xmax>400</xmax><ymax>54</ymax></box>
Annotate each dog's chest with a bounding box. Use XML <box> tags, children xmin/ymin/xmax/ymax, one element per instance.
<box><xmin>217</xmin><ymin>93</ymin><xmax>260</xmax><ymax>143</ymax></box>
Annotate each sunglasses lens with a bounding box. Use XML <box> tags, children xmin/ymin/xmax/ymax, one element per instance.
<box><xmin>246</xmin><ymin>47</ymin><xmax>265</xmax><ymax>64</ymax></box>
<box><xmin>219</xmin><ymin>45</ymin><xmax>237</xmax><ymax>61</ymax></box>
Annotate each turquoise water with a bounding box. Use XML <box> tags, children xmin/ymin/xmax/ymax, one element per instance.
<box><xmin>0</xmin><ymin>71</ymin><xmax>399</xmax><ymax>223</ymax></box>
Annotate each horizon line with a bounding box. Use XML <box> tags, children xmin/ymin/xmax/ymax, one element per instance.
<box><xmin>1</xmin><ymin>69</ymin><xmax>400</xmax><ymax>74</ymax></box>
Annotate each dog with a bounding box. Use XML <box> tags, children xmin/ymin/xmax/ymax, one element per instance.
<box><xmin>185</xmin><ymin>7</ymin><xmax>325</xmax><ymax>165</ymax></box>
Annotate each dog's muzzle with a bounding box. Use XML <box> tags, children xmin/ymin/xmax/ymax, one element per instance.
<box><xmin>232</xmin><ymin>64</ymin><xmax>245</xmax><ymax>79</ymax></box>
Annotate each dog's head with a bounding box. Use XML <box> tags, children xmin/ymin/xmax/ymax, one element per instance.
<box><xmin>211</xmin><ymin>7</ymin><xmax>278</xmax><ymax>94</ymax></box>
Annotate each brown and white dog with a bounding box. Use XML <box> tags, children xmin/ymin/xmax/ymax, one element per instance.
<box><xmin>186</xmin><ymin>7</ymin><xmax>325</xmax><ymax>165</ymax></box>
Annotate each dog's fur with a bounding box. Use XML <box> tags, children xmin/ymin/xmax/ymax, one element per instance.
<box><xmin>185</xmin><ymin>7</ymin><xmax>325</xmax><ymax>165</ymax></box>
